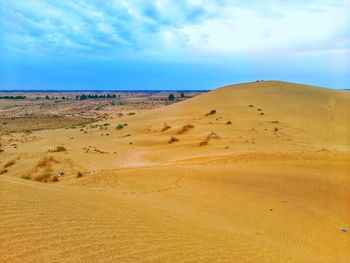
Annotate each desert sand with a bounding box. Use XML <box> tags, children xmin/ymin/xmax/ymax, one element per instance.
<box><xmin>0</xmin><ymin>81</ymin><xmax>349</xmax><ymax>262</ymax></box>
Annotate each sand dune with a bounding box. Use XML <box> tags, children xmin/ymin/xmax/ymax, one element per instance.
<box><xmin>1</xmin><ymin>81</ymin><xmax>350</xmax><ymax>262</ymax></box>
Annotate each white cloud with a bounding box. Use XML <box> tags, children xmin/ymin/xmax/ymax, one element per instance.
<box><xmin>1</xmin><ymin>0</ymin><xmax>349</xmax><ymax>61</ymax></box>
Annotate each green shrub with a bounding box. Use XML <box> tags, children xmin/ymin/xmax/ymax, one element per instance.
<box><xmin>168</xmin><ymin>93</ymin><xmax>175</xmax><ymax>101</ymax></box>
<box><xmin>116</xmin><ymin>124</ymin><xmax>124</xmax><ymax>130</ymax></box>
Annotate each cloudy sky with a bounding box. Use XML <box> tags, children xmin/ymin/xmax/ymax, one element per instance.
<box><xmin>0</xmin><ymin>0</ymin><xmax>349</xmax><ymax>90</ymax></box>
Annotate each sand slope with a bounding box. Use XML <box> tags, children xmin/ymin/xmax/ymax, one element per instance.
<box><xmin>1</xmin><ymin>81</ymin><xmax>350</xmax><ymax>262</ymax></box>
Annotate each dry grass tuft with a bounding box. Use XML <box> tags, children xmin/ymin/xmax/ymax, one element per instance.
<box><xmin>4</xmin><ymin>159</ymin><xmax>16</xmax><ymax>168</ymax></box>
<box><xmin>21</xmin><ymin>173</ymin><xmax>31</xmax><ymax>180</ymax></box>
<box><xmin>34</xmin><ymin>168</ymin><xmax>53</xmax><ymax>182</ymax></box>
<box><xmin>49</xmin><ymin>146</ymin><xmax>66</xmax><ymax>152</ymax></box>
<box><xmin>205</xmin><ymin>109</ymin><xmax>217</xmax><ymax>116</ymax></box>
<box><xmin>199</xmin><ymin>132</ymin><xmax>221</xmax><ymax>146</ymax></box>
<box><xmin>177</xmin><ymin>124</ymin><xmax>194</xmax><ymax>134</ymax></box>
<box><xmin>0</xmin><ymin>169</ymin><xmax>8</xmax><ymax>174</ymax></box>
<box><xmin>168</xmin><ymin>136</ymin><xmax>179</xmax><ymax>144</ymax></box>
<box><xmin>161</xmin><ymin>123</ymin><xmax>171</xmax><ymax>132</ymax></box>
<box><xmin>36</xmin><ymin>156</ymin><xmax>58</xmax><ymax>168</ymax></box>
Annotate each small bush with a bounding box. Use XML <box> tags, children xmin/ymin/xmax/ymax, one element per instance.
<box><xmin>274</xmin><ymin>127</ymin><xmax>278</xmax><ymax>132</ymax></box>
<box><xmin>103</xmin><ymin>123</ymin><xmax>110</xmax><ymax>126</ymax></box>
<box><xmin>123</xmin><ymin>123</ymin><xmax>128</xmax><ymax>126</ymax></box>
<box><xmin>199</xmin><ymin>140</ymin><xmax>209</xmax><ymax>146</ymax></box>
<box><xmin>0</xmin><ymin>169</ymin><xmax>8</xmax><ymax>174</ymax></box>
<box><xmin>206</xmin><ymin>109</ymin><xmax>217</xmax><ymax>116</ymax></box>
<box><xmin>168</xmin><ymin>136</ymin><xmax>179</xmax><ymax>144</ymax></box>
<box><xmin>21</xmin><ymin>173</ymin><xmax>31</xmax><ymax>180</ymax></box>
<box><xmin>35</xmin><ymin>168</ymin><xmax>53</xmax><ymax>182</ymax></box>
<box><xmin>226</xmin><ymin>121</ymin><xmax>232</xmax><ymax>125</ymax></box>
<box><xmin>4</xmin><ymin>159</ymin><xmax>15</xmax><ymax>168</ymax></box>
<box><xmin>168</xmin><ymin>93</ymin><xmax>175</xmax><ymax>101</ymax></box>
<box><xmin>177</xmin><ymin>124</ymin><xmax>194</xmax><ymax>134</ymax></box>
<box><xmin>161</xmin><ymin>123</ymin><xmax>171</xmax><ymax>132</ymax></box>
<box><xmin>127</xmin><ymin>112</ymin><xmax>136</xmax><ymax>115</ymax></box>
<box><xmin>36</xmin><ymin>156</ymin><xmax>57</xmax><ymax>168</ymax></box>
<box><xmin>50</xmin><ymin>146</ymin><xmax>66</xmax><ymax>152</ymax></box>
<box><xmin>116</xmin><ymin>124</ymin><xmax>124</xmax><ymax>129</ymax></box>
<box><xmin>52</xmin><ymin>175</ymin><xmax>59</xmax><ymax>182</ymax></box>
<box><xmin>76</xmin><ymin>172</ymin><xmax>83</xmax><ymax>178</ymax></box>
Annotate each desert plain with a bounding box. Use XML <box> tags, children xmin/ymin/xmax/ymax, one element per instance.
<box><xmin>0</xmin><ymin>81</ymin><xmax>349</xmax><ymax>262</ymax></box>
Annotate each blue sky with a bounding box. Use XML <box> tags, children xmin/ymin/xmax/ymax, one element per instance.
<box><xmin>0</xmin><ymin>0</ymin><xmax>349</xmax><ymax>90</ymax></box>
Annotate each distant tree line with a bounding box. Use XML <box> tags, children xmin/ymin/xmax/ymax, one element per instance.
<box><xmin>0</xmin><ymin>95</ymin><xmax>26</xmax><ymax>100</ymax></box>
<box><xmin>75</xmin><ymin>94</ymin><xmax>118</xmax><ymax>100</ymax></box>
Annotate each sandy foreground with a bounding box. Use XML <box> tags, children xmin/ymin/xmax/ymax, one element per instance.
<box><xmin>1</xmin><ymin>81</ymin><xmax>349</xmax><ymax>262</ymax></box>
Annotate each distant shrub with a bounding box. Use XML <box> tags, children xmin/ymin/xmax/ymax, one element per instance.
<box><xmin>123</xmin><ymin>123</ymin><xmax>128</xmax><ymax>126</ymax></box>
<box><xmin>0</xmin><ymin>169</ymin><xmax>8</xmax><ymax>174</ymax></box>
<box><xmin>168</xmin><ymin>136</ymin><xmax>179</xmax><ymax>144</ymax></box>
<box><xmin>274</xmin><ymin>127</ymin><xmax>278</xmax><ymax>131</ymax></box>
<box><xmin>76</xmin><ymin>172</ymin><xmax>83</xmax><ymax>178</ymax></box>
<box><xmin>103</xmin><ymin>123</ymin><xmax>110</xmax><ymax>126</ymax></box>
<box><xmin>127</xmin><ymin>112</ymin><xmax>135</xmax><ymax>115</ymax></box>
<box><xmin>116</xmin><ymin>124</ymin><xmax>124</xmax><ymax>130</ymax></box>
<box><xmin>168</xmin><ymin>93</ymin><xmax>175</xmax><ymax>101</ymax></box>
<box><xmin>4</xmin><ymin>159</ymin><xmax>15</xmax><ymax>168</ymax></box>
<box><xmin>226</xmin><ymin>121</ymin><xmax>232</xmax><ymax>125</ymax></box>
<box><xmin>181</xmin><ymin>92</ymin><xmax>185</xmax><ymax>98</ymax></box>
<box><xmin>249</xmin><ymin>105</ymin><xmax>254</xmax><ymax>107</ymax></box>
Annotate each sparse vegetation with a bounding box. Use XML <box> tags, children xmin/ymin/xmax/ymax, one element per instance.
<box><xmin>52</xmin><ymin>175</ymin><xmax>59</xmax><ymax>182</ymax></box>
<box><xmin>199</xmin><ymin>131</ymin><xmax>221</xmax><ymax>146</ymax></box>
<box><xmin>206</xmin><ymin>109</ymin><xmax>217</xmax><ymax>116</ymax></box>
<box><xmin>226</xmin><ymin>121</ymin><xmax>232</xmax><ymax>125</ymax></box>
<box><xmin>34</xmin><ymin>168</ymin><xmax>53</xmax><ymax>182</ymax></box>
<box><xmin>116</xmin><ymin>124</ymin><xmax>124</xmax><ymax>129</ymax></box>
<box><xmin>127</xmin><ymin>112</ymin><xmax>136</xmax><ymax>115</ymax></box>
<box><xmin>76</xmin><ymin>172</ymin><xmax>83</xmax><ymax>178</ymax></box>
<box><xmin>161</xmin><ymin>123</ymin><xmax>171</xmax><ymax>132</ymax></box>
<box><xmin>0</xmin><ymin>95</ymin><xmax>26</xmax><ymax>100</ymax></box>
<box><xmin>199</xmin><ymin>140</ymin><xmax>209</xmax><ymax>146</ymax></box>
<box><xmin>177</xmin><ymin>124</ymin><xmax>194</xmax><ymax>134</ymax></box>
<box><xmin>168</xmin><ymin>93</ymin><xmax>175</xmax><ymax>101</ymax></box>
<box><xmin>0</xmin><ymin>169</ymin><xmax>8</xmax><ymax>174</ymax></box>
<box><xmin>4</xmin><ymin>159</ymin><xmax>16</xmax><ymax>168</ymax></box>
<box><xmin>36</xmin><ymin>156</ymin><xmax>58</xmax><ymax>168</ymax></box>
<box><xmin>168</xmin><ymin>136</ymin><xmax>179</xmax><ymax>144</ymax></box>
<box><xmin>104</xmin><ymin>123</ymin><xmax>110</xmax><ymax>126</ymax></box>
<box><xmin>49</xmin><ymin>146</ymin><xmax>66</xmax><ymax>152</ymax></box>
<box><xmin>21</xmin><ymin>173</ymin><xmax>31</xmax><ymax>180</ymax></box>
